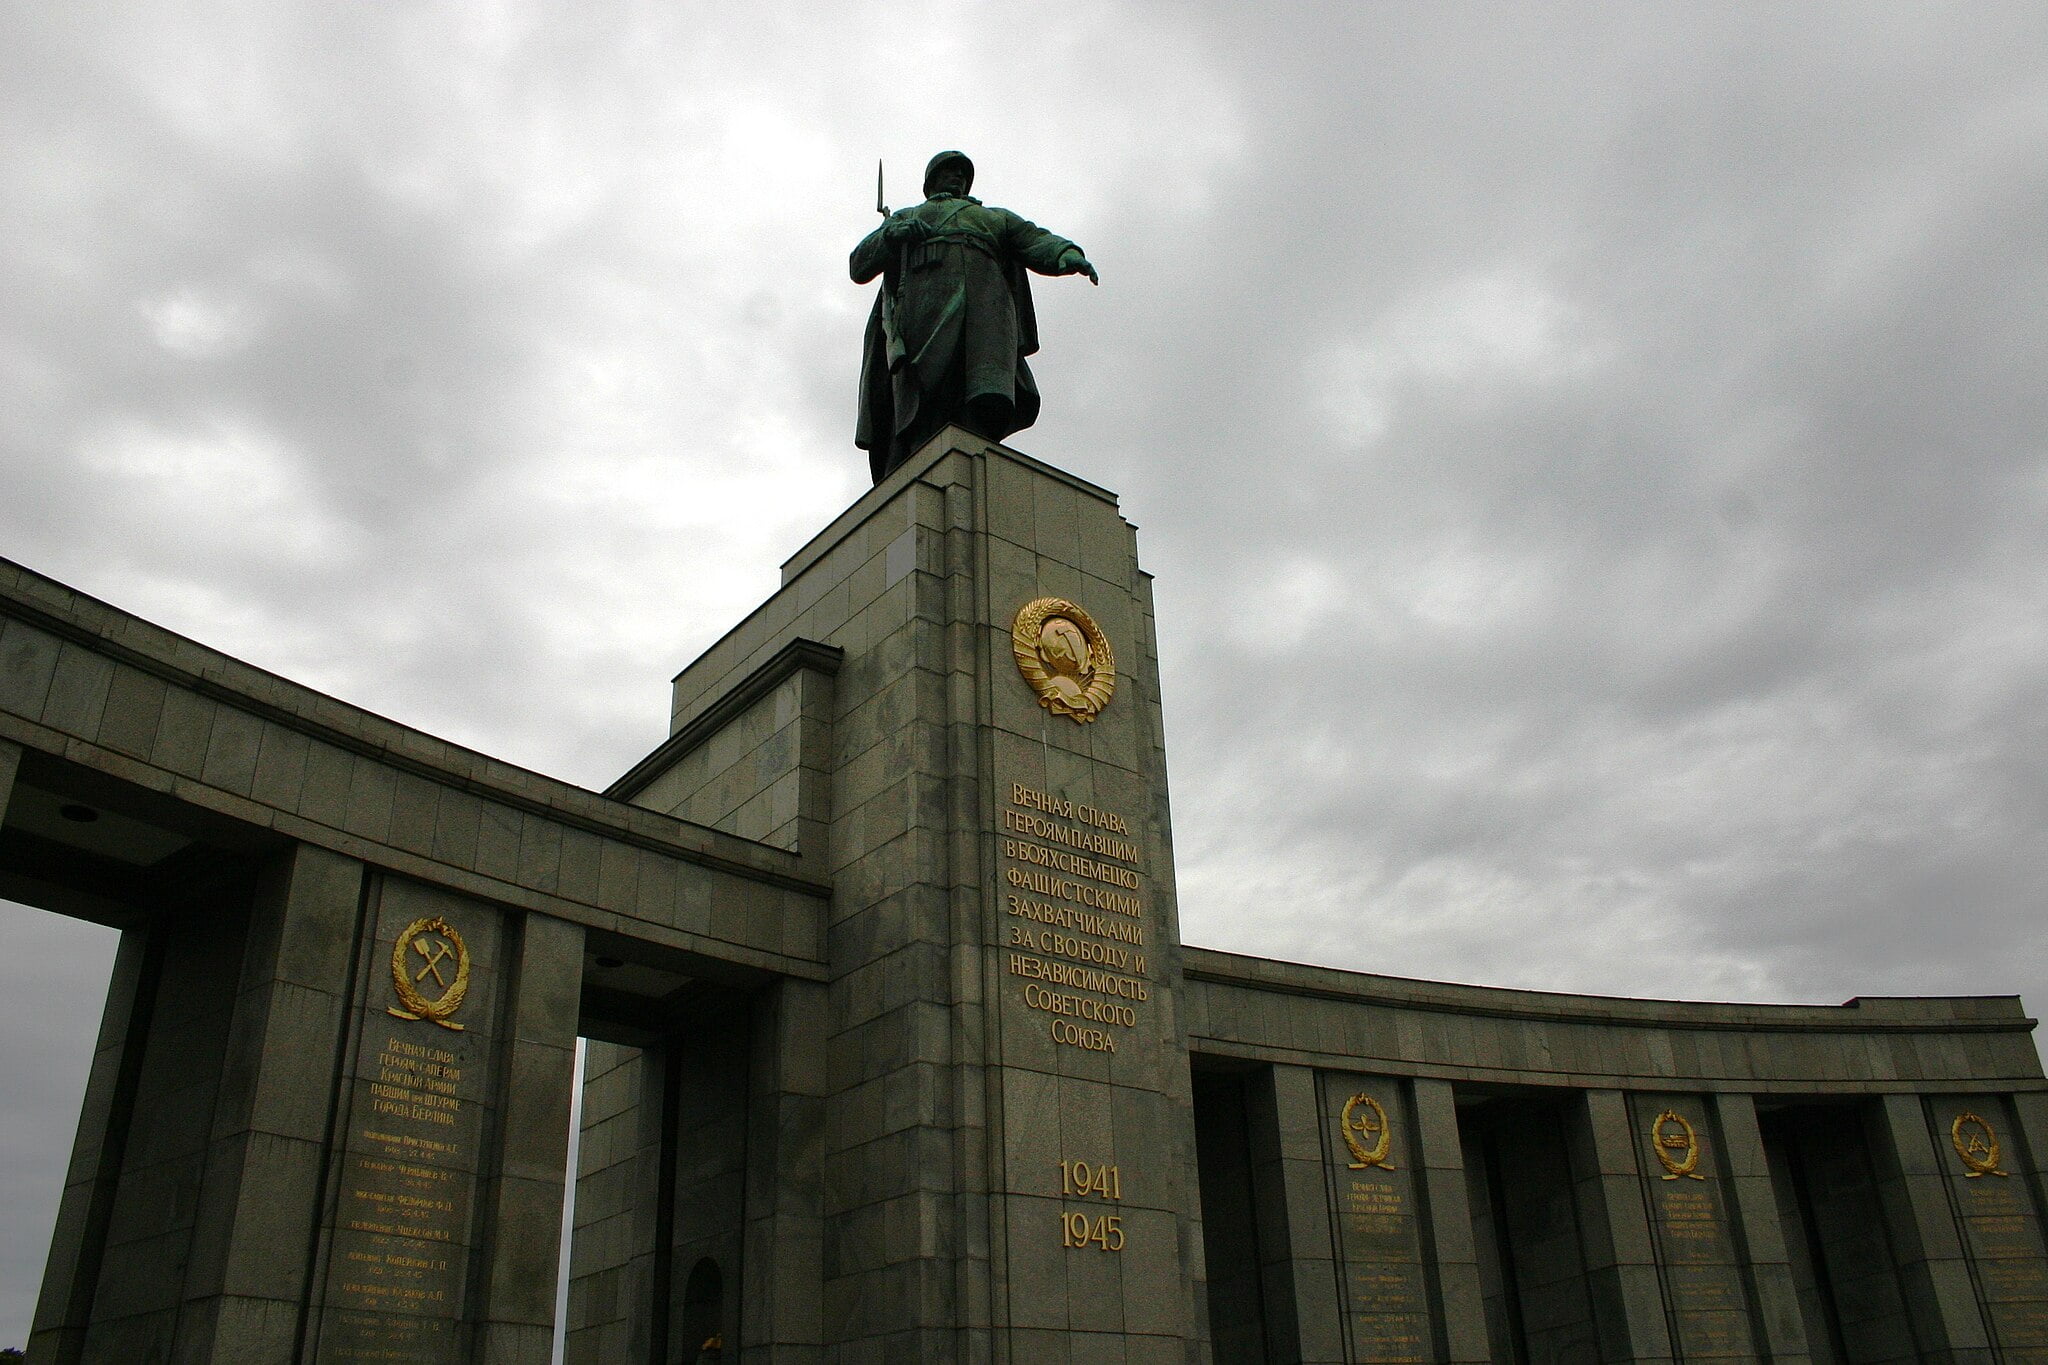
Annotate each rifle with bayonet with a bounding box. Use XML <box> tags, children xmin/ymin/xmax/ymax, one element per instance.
<box><xmin>877</xmin><ymin>160</ymin><xmax>907</xmax><ymax>371</ymax></box>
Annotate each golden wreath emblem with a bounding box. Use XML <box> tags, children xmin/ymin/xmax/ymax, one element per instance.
<box><xmin>1651</xmin><ymin>1109</ymin><xmax>1705</xmax><ymax>1180</ymax></box>
<box><xmin>1012</xmin><ymin>597</ymin><xmax>1115</xmax><ymax>723</ymax></box>
<box><xmin>1951</xmin><ymin>1111</ymin><xmax>2008</xmax><ymax>1178</ymax></box>
<box><xmin>1340</xmin><ymin>1092</ymin><xmax>1396</xmax><ymax>1171</ymax></box>
<box><xmin>387</xmin><ymin>916</ymin><xmax>470</xmax><ymax>1031</ymax></box>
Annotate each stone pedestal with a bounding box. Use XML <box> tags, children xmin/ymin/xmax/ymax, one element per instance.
<box><xmin>620</xmin><ymin>428</ymin><xmax>1206</xmax><ymax>1361</ymax></box>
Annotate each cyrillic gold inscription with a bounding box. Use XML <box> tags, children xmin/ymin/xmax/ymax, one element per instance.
<box><xmin>1002</xmin><ymin>866</ymin><xmax>1142</xmax><ymax>916</ymax></box>
<box><xmin>1007</xmin><ymin>952</ymin><xmax>1148</xmax><ymax>999</ymax></box>
<box><xmin>369</xmin><ymin>1039</ymin><xmax>463</xmax><ymax>1127</ymax></box>
<box><xmin>1005</xmin><ymin>893</ymin><xmax>1144</xmax><ymax>944</ymax></box>
<box><xmin>1001</xmin><ymin>807</ymin><xmax>1141</xmax><ymax>863</ymax></box>
<box><xmin>1020</xmin><ymin>981</ymin><xmax>1137</xmax><ymax>1027</ymax></box>
<box><xmin>1050</xmin><ymin>1019</ymin><xmax>1117</xmax><ymax>1051</ymax></box>
<box><xmin>1011</xmin><ymin>784</ymin><xmax>1132</xmax><ymax>833</ymax></box>
<box><xmin>1001</xmin><ymin>837</ymin><xmax>1141</xmax><ymax>887</ymax></box>
<box><xmin>1006</xmin><ymin>922</ymin><xmax>1146</xmax><ymax>971</ymax></box>
<box><xmin>999</xmin><ymin>790</ymin><xmax>1150</xmax><ymax>1052</ymax></box>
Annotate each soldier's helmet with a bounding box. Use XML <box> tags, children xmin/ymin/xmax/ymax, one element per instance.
<box><xmin>923</xmin><ymin>151</ymin><xmax>974</xmax><ymax>196</ymax></box>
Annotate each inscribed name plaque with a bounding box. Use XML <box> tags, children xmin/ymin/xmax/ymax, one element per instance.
<box><xmin>1630</xmin><ymin>1094</ymin><xmax>1761</xmax><ymax>1360</ymax></box>
<box><xmin>1931</xmin><ymin>1097</ymin><xmax>2048</xmax><ymax>1353</ymax></box>
<box><xmin>1318</xmin><ymin>1074</ymin><xmax>1437</xmax><ymax>1364</ymax></box>
<box><xmin>315</xmin><ymin>879</ymin><xmax>501</xmax><ymax>1361</ymax></box>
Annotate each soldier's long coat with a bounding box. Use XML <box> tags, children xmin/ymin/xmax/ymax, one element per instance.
<box><xmin>852</xmin><ymin>193</ymin><xmax>1081</xmax><ymax>482</ymax></box>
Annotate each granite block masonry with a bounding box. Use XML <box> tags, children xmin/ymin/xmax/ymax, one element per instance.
<box><xmin>3</xmin><ymin>427</ymin><xmax>2045</xmax><ymax>1363</ymax></box>
<box><xmin>599</xmin><ymin>428</ymin><xmax>1207</xmax><ymax>1361</ymax></box>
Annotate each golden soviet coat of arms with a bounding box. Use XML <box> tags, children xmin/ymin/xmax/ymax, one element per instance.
<box><xmin>1012</xmin><ymin>597</ymin><xmax>1115</xmax><ymax>722</ymax></box>
<box><xmin>1650</xmin><ymin>1109</ymin><xmax>1705</xmax><ymax>1180</ymax></box>
<box><xmin>388</xmin><ymin>916</ymin><xmax>471</xmax><ymax>1031</ymax></box>
<box><xmin>1339</xmin><ymin>1092</ymin><xmax>1396</xmax><ymax>1170</ymax></box>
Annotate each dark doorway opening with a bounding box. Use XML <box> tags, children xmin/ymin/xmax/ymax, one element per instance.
<box><xmin>1457</xmin><ymin>1093</ymin><xmax>1601</xmax><ymax>1365</ymax></box>
<box><xmin>1191</xmin><ymin>1064</ymin><xmax>1271</xmax><ymax>1365</ymax></box>
<box><xmin>1758</xmin><ymin>1102</ymin><xmax>1921</xmax><ymax>1363</ymax></box>
<box><xmin>566</xmin><ymin>942</ymin><xmax>758</xmax><ymax>1365</ymax></box>
<box><xmin>680</xmin><ymin>1257</ymin><xmax>724</xmax><ymax>1362</ymax></box>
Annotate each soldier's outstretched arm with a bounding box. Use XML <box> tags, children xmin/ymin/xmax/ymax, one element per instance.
<box><xmin>1004</xmin><ymin>213</ymin><xmax>1099</xmax><ymax>283</ymax></box>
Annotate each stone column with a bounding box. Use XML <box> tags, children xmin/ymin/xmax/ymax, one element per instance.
<box><xmin>2011</xmin><ymin>1089</ymin><xmax>2048</xmax><ymax>1355</ymax></box>
<box><xmin>473</xmin><ymin>911</ymin><xmax>585</xmax><ymax>1365</ymax></box>
<box><xmin>1567</xmin><ymin>1089</ymin><xmax>1675</xmax><ymax>1362</ymax></box>
<box><xmin>741</xmin><ymin>977</ymin><xmax>828</xmax><ymax>1361</ymax></box>
<box><xmin>1710</xmin><ymin>1092</ymin><xmax>1814</xmax><ymax>1362</ymax></box>
<box><xmin>971</xmin><ymin>438</ymin><xmax>1206</xmax><ymax>1361</ymax></box>
<box><xmin>566</xmin><ymin>1043</ymin><xmax>668</xmax><ymax>1364</ymax></box>
<box><xmin>1867</xmin><ymin>1093</ymin><xmax>1994</xmax><ymax>1363</ymax></box>
<box><xmin>2014</xmin><ymin>1091</ymin><xmax>2048</xmax><ymax>1204</ymax></box>
<box><xmin>1410</xmin><ymin>1079</ymin><xmax>1490</xmax><ymax>1364</ymax></box>
<box><xmin>0</xmin><ymin>734</ymin><xmax>19</xmax><ymax>819</ymax></box>
<box><xmin>30</xmin><ymin>841</ymin><xmax>368</xmax><ymax>1364</ymax></box>
<box><xmin>1244</xmin><ymin>1064</ymin><xmax>1343</xmax><ymax>1364</ymax></box>
<box><xmin>174</xmin><ymin>842</ymin><xmax>368</xmax><ymax>1360</ymax></box>
<box><xmin>647</xmin><ymin>433</ymin><xmax>1205</xmax><ymax>1357</ymax></box>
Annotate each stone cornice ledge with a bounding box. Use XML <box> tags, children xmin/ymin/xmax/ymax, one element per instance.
<box><xmin>0</xmin><ymin>558</ymin><xmax>828</xmax><ymax>897</ymax></box>
<box><xmin>609</xmin><ymin>637</ymin><xmax>842</xmax><ymax>802</ymax></box>
<box><xmin>778</xmin><ymin>427</ymin><xmax>1120</xmax><ymax>586</ymax></box>
<box><xmin>1182</xmin><ymin>946</ymin><xmax>2036</xmax><ymax>1036</ymax></box>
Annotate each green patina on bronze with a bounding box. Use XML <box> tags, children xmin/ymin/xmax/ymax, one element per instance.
<box><xmin>853</xmin><ymin>151</ymin><xmax>1098</xmax><ymax>483</ymax></box>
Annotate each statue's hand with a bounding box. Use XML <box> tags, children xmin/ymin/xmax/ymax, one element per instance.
<box><xmin>1071</xmin><ymin>255</ymin><xmax>1100</xmax><ymax>285</ymax></box>
<box><xmin>882</xmin><ymin>216</ymin><xmax>929</xmax><ymax>247</ymax></box>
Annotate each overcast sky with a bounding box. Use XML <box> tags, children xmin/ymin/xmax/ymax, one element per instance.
<box><xmin>6</xmin><ymin>1</ymin><xmax>2048</xmax><ymax>1343</ymax></box>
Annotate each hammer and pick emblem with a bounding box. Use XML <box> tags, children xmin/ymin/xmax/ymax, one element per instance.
<box><xmin>413</xmin><ymin>934</ymin><xmax>457</xmax><ymax>987</ymax></box>
<box><xmin>387</xmin><ymin>916</ymin><xmax>471</xmax><ymax>1031</ymax></box>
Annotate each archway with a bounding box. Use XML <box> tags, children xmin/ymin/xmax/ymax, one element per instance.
<box><xmin>680</xmin><ymin>1257</ymin><xmax>722</xmax><ymax>1363</ymax></box>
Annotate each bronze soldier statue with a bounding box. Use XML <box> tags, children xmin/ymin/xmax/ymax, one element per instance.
<box><xmin>853</xmin><ymin>151</ymin><xmax>1098</xmax><ymax>482</ymax></box>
